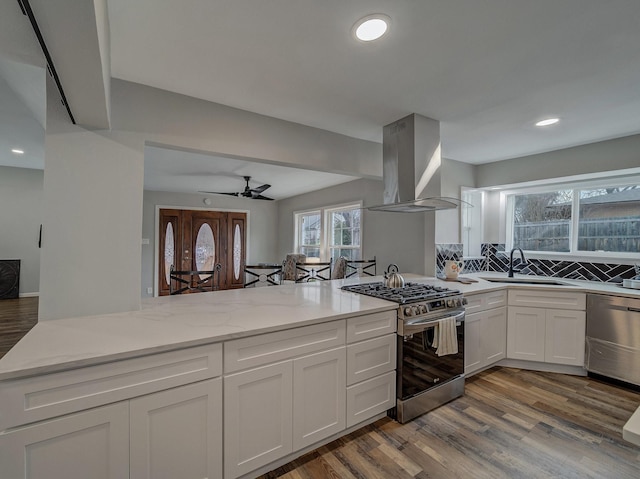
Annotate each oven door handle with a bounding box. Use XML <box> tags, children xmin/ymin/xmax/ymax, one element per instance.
<box><xmin>405</xmin><ymin>309</ymin><xmax>465</xmax><ymax>328</ymax></box>
<box><xmin>401</xmin><ymin>309</ymin><xmax>465</xmax><ymax>336</ymax></box>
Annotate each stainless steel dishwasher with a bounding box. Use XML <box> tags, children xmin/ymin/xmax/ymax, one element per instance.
<box><xmin>586</xmin><ymin>293</ymin><xmax>640</xmax><ymax>386</ymax></box>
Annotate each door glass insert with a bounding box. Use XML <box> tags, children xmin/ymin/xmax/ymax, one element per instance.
<box><xmin>196</xmin><ymin>224</ymin><xmax>215</xmax><ymax>280</ymax></box>
<box><xmin>164</xmin><ymin>223</ymin><xmax>175</xmax><ymax>285</ymax></box>
<box><xmin>233</xmin><ymin>224</ymin><xmax>242</xmax><ymax>280</ymax></box>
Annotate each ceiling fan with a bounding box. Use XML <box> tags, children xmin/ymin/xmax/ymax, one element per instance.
<box><xmin>200</xmin><ymin>176</ymin><xmax>274</xmax><ymax>200</ymax></box>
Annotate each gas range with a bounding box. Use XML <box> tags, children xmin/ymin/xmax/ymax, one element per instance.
<box><xmin>341</xmin><ymin>281</ymin><xmax>465</xmax><ymax>321</ymax></box>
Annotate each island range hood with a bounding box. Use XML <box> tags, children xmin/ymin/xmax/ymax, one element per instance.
<box><xmin>368</xmin><ymin>113</ymin><xmax>464</xmax><ymax>213</ymax></box>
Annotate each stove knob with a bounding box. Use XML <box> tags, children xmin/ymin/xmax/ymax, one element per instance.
<box><xmin>413</xmin><ymin>305</ymin><xmax>421</xmax><ymax>316</ymax></box>
<box><xmin>419</xmin><ymin>304</ymin><xmax>428</xmax><ymax>314</ymax></box>
<box><xmin>404</xmin><ymin>306</ymin><xmax>413</xmax><ymax>316</ymax></box>
<box><xmin>446</xmin><ymin>299</ymin><xmax>453</xmax><ymax>308</ymax></box>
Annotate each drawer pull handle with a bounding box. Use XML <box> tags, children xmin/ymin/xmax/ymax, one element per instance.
<box><xmin>627</xmin><ymin>307</ymin><xmax>640</xmax><ymax>313</ymax></box>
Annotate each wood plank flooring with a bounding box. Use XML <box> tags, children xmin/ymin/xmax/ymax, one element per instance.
<box><xmin>0</xmin><ymin>297</ymin><xmax>38</xmax><ymax>359</ymax></box>
<box><xmin>260</xmin><ymin>367</ymin><xmax>640</xmax><ymax>479</ymax></box>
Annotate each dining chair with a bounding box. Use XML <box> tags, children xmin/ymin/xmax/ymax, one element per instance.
<box><xmin>331</xmin><ymin>256</ymin><xmax>348</xmax><ymax>279</ymax></box>
<box><xmin>244</xmin><ymin>263</ymin><xmax>283</xmax><ymax>287</ymax></box>
<box><xmin>295</xmin><ymin>259</ymin><xmax>332</xmax><ymax>282</ymax></box>
<box><xmin>346</xmin><ymin>256</ymin><xmax>377</xmax><ymax>278</ymax></box>
<box><xmin>282</xmin><ymin>253</ymin><xmax>306</xmax><ymax>282</ymax></box>
<box><xmin>169</xmin><ymin>263</ymin><xmax>222</xmax><ymax>294</ymax></box>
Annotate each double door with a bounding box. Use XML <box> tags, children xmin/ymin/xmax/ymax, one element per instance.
<box><xmin>159</xmin><ymin>209</ymin><xmax>246</xmax><ymax>295</ymax></box>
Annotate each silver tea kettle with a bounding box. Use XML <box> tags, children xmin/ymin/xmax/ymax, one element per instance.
<box><xmin>384</xmin><ymin>264</ymin><xmax>405</xmax><ymax>288</ymax></box>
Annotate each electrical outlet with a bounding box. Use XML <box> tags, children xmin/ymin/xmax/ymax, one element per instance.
<box><xmin>147</xmin><ymin>287</ymin><xmax>153</xmax><ymax>295</ymax></box>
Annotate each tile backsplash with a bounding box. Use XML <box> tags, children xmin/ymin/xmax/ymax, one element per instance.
<box><xmin>436</xmin><ymin>243</ymin><xmax>636</xmax><ymax>282</ymax></box>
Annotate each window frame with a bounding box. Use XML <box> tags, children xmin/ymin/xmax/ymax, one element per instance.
<box><xmin>294</xmin><ymin>201</ymin><xmax>363</xmax><ymax>261</ymax></box>
<box><xmin>504</xmin><ymin>178</ymin><xmax>640</xmax><ymax>260</ymax></box>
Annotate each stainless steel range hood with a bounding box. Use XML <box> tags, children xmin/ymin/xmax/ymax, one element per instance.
<box><xmin>368</xmin><ymin>113</ymin><xmax>463</xmax><ymax>212</ymax></box>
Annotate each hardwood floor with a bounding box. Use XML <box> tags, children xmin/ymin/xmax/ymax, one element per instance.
<box><xmin>0</xmin><ymin>297</ymin><xmax>38</xmax><ymax>359</ymax></box>
<box><xmin>260</xmin><ymin>367</ymin><xmax>640</xmax><ymax>479</ymax></box>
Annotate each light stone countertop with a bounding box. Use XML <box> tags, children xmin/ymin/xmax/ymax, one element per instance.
<box><xmin>2</xmin><ymin>272</ymin><xmax>640</xmax><ymax>381</ymax></box>
<box><xmin>0</xmin><ymin>279</ymin><xmax>396</xmax><ymax>381</ymax></box>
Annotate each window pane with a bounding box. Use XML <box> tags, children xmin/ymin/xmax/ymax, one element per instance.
<box><xmin>301</xmin><ymin>247</ymin><xmax>320</xmax><ymax>258</ymax></box>
<box><xmin>195</xmin><ymin>223</ymin><xmax>215</xmax><ymax>280</ymax></box>
<box><xmin>512</xmin><ymin>191</ymin><xmax>571</xmax><ymax>252</ymax></box>
<box><xmin>578</xmin><ymin>187</ymin><xmax>640</xmax><ymax>253</ymax></box>
<box><xmin>301</xmin><ymin>213</ymin><xmax>321</xmax><ymax>246</ymax></box>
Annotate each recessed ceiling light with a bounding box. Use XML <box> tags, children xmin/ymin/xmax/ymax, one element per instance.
<box><xmin>535</xmin><ymin>118</ymin><xmax>560</xmax><ymax>127</ymax></box>
<box><xmin>11</xmin><ymin>149</ymin><xmax>24</xmax><ymax>155</ymax></box>
<box><xmin>353</xmin><ymin>14</ymin><xmax>390</xmax><ymax>42</ymax></box>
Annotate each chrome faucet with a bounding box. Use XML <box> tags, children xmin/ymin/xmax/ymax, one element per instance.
<box><xmin>508</xmin><ymin>247</ymin><xmax>526</xmax><ymax>278</ymax></box>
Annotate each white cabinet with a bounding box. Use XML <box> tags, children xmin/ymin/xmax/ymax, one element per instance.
<box><xmin>346</xmin><ymin>311</ymin><xmax>396</xmax><ymax>428</ymax></box>
<box><xmin>130</xmin><ymin>378</ymin><xmax>222</xmax><ymax>479</ymax></box>
<box><xmin>464</xmin><ymin>290</ymin><xmax>507</xmax><ymax>375</ymax></box>
<box><xmin>293</xmin><ymin>347</ymin><xmax>346</xmax><ymax>449</ymax></box>
<box><xmin>223</xmin><ymin>313</ymin><xmax>395</xmax><ymax>478</ymax></box>
<box><xmin>0</xmin><ymin>402</ymin><xmax>130</xmax><ymax>479</ymax></box>
<box><xmin>224</xmin><ymin>348</ymin><xmax>346</xmax><ymax>477</ymax></box>
<box><xmin>507</xmin><ymin>290</ymin><xmax>586</xmax><ymax>367</ymax></box>
<box><xmin>224</xmin><ymin>360</ymin><xmax>294</xmax><ymax>478</ymax></box>
<box><xmin>0</xmin><ymin>345</ymin><xmax>224</xmax><ymax>479</ymax></box>
<box><xmin>545</xmin><ymin>309</ymin><xmax>586</xmax><ymax>365</ymax></box>
<box><xmin>506</xmin><ymin>307</ymin><xmax>547</xmax><ymax>361</ymax></box>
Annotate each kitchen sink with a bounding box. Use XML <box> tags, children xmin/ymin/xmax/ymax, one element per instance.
<box><xmin>479</xmin><ymin>277</ymin><xmax>570</xmax><ymax>286</ymax></box>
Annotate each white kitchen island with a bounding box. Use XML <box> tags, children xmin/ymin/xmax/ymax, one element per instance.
<box><xmin>3</xmin><ymin>274</ymin><xmax>640</xmax><ymax>479</ymax></box>
<box><xmin>0</xmin><ymin>279</ymin><xmax>399</xmax><ymax>479</ymax></box>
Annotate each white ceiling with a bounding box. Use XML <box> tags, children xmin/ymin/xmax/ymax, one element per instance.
<box><xmin>4</xmin><ymin>1</ymin><xmax>640</xmax><ymax>198</ymax></box>
<box><xmin>144</xmin><ymin>145</ymin><xmax>359</xmax><ymax>200</ymax></box>
<box><xmin>107</xmin><ymin>0</ymin><xmax>640</xmax><ymax>165</ymax></box>
<box><xmin>0</xmin><ymin>1</ymin><xmax>45</xmax><ymax>171</ymax></box>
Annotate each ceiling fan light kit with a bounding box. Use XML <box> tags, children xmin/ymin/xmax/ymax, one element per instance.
<box><xmin>200</xmin><ymin>176</ymin><xmax>274</xmax><ymax>200</ymax></box>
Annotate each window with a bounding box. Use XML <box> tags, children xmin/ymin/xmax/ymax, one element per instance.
<box><xmin>295</xmin><ymin>203</ymin><xmax>362</xmax><ymax>261</ymax></box>
<box><xmin>506</xmin><ymin>183</ymin><xmax>640</xmax><ymax>256</ymax></box>
<box><xmin>327</xmin><ymin>205</ymin><xmax>361</xmax><ymax>260</ymax></box>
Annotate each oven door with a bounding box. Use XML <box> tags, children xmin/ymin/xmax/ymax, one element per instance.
<box><xmin>397</xmin><ymin>310</ymin><xmax>465</xmax><ymax>400</ymax></box>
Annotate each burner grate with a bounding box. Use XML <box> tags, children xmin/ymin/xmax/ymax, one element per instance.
<box><xmin>341</xmin><ymin>282</ymin><xmax>460</xmax><ymax>304</ymax></box>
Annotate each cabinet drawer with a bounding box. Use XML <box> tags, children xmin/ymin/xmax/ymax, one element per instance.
<box><xmin>346</xmin><ymin>311</ymin><xmax>396</xmax><ymax>343</ymax></box>
<box><xmin>0</xmin><ymin>343</ymin><xmax>222</xmax><ymax>432</ymax></box>
<box><xmin>224</xmin><ymin>320</ymin><xmax>346</xmax><ymax>373</ymax></box>
<box><xmin>346</xmin><ymin>371</ymin><xmax>396</xmax><ymax>428</ymax></box>
<box><xmin>508</xmin><ymin>289</ymin><xmax>585</xmax><ymax>310</ymax></box>
<box><xmin>346</xmin><ymin>334</ymin><xmax>396</xmax><ymax>386</ymax></box>
<box><xmin>464</xmin><ymin>290</ymin><xmax>507</xmax><ymax>314</ymax></box>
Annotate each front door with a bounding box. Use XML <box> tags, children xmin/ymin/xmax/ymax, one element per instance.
<box><xmin>158</xmin><ymin>209</ymin><xmax>246</xmax><ymax>295</ymax></box>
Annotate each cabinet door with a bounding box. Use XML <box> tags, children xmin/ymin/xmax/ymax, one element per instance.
<box><xmin>0</xmin><ymin>402</ymin><xmax>129</xmax><ymax>479</ymax></box>
<box><xmin>545</xmin><ymin>309</ymin><xmax>586</xmax><ymax>366</ymax></box>
<box><xmin>130</xmin><ymin>379</ymin><xmax>222</xmax><ymax>479</ymax></box>
<box><xmin>464</xmin><ymin>311</ymin><xmax>483</xmax><ymax>374</ymax></box>
<box><xmin>483</xmin><ymin>306</ymin><xmax>507</xmax><ymax>364</ymax></box>
<box><xmin>293</xmin><ymin>347</ymin><xmax>346</xmax><ymax>449</ymax></box>
<box><xmin>224</xmin><ymin>361</ymin><xmax>293</xmax><ymax>478</ymax></box>
<box><xmin>507</xmin><ymin>307</ymin><xmax>546</xmax><ymax>361</ymax></box>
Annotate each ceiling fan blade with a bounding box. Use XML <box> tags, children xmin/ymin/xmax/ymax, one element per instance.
<box><xmin>199</xmin><ymin>191</ymin><xmax>240</xmax><ymax>196</ymax></box>
<box><xmin>252</xmin><ymin>194</ymin><xmax>274</xmax><ymax>201</ymax></box>
<box><xmin>251</xmin><ymin>183</ymin><xmax>271</xmax><ymax>194</ymax></box>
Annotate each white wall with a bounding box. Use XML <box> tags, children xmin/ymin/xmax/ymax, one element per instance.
<box><xmin>39</xmin><ymin>79</ymin><xmax>382</xmax><ymax>320</ymax></box>
<box><xmin>39</xmin><ymin>76</ymin><xmax>143</xmax><ymax>320</ymax></box>
<box><xmin>141</xmin><ymin>190</ymin><xmax>278</xmax><ymax>297</ymax></box>
<box><xmin>277</xmin><ymin>178</ymin><xmax>428</xmax><ymax>276</ymax></box>
<box><xmin>476</xmin><ymin>133</ymin><xmax>640</xmax><ymax>188</ymax></box>
<box><xmin>435</xmin><ymin>158</ymin><xmax>476</xmax><ymax>244</ymax></box>
<box><xmin>0</xmin><ymin>166</ymin><xmax>42</xmax><ymax>295</ymax></box>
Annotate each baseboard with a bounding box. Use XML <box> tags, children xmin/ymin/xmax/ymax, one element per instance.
<box><xmin>19</xmin><ymin>292</ymin><xmax>39</xmax><ymax>298</ymax></box>
<box><xmin>497</xmin><ymin>358</ymin><xmax>587</xmax><ymax>376</ymax></box>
